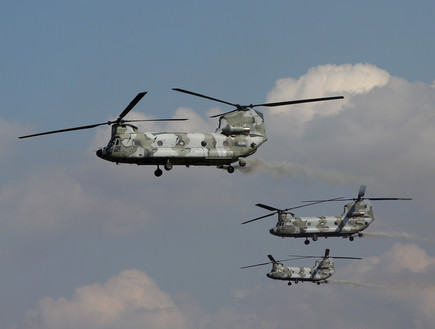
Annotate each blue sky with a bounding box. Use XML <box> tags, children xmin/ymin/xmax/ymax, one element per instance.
<box><xmin>2</xmin><ymin>1</ymin><xmax>435</xmax><ymax>328</ymax></box>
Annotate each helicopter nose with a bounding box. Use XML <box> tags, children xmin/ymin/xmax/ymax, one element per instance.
<box><xmin>96</xmin><ymin>149</ymin><xmax>103</xmax><ymax>158</ymax></box>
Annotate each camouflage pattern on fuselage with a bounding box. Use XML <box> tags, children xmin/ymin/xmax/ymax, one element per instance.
<box><xmin>267</xmin><ymin>258</ymin><xmax>335</xmax><ymax>284</ymax></box>
<box><xmin>269</xmin><ymin>200</ymin><xmax>375</xmax><ymax>239</ymax></box>
<box><xmin>96</xmin><ymin>109</ymin><xmax>267</xmax><ymax>167</ymax></box>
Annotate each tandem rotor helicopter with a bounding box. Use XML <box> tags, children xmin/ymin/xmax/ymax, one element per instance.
<box><xmin>19</xmin><ymin>89</ymin><xmax>343</xmax><ymax>177</ymax></box>
<box><xmin>242</xmin><ymin>185</ymin><xmax>411</xmax><ymax>245</ymax></box>
<box><xmin>241</xmin><ymin>249</ymin><xmax>361</xmax><ymax>286</ymax></box>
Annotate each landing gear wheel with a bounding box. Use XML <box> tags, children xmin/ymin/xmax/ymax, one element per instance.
<box><xmin>349</xmin><ymin>235</ymin><xmax>354</xmax><ymax>241</ymax></box>
<box><xmin>304</xmin><ymin>239</ymin><xmax>310</xmax><ymax>245</ymax></box>
<box><xmin>358</xmin><ymin>233</ymin><xmax>363</xmax><ymax>238</ymax></box>
<box><xmin>227</xmin><ymin>165</ymin><xmax>235</xmax><ymax>173</ymax></box>
<box><xmin>312</xmin><ymin>235</ymin><xmax>318</xmax><ymax>242</ymax></box>
<box><xmin>288</xmin><ymin>282</ymin><xmax>292</xmax><ymax>286</ymax></box>
<box><xmin>154</xmin><ymin>168</ymin><xmax>163</xmax><ymax>177</ymax></box>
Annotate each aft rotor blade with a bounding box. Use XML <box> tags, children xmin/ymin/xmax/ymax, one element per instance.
<box><xmin>19</xmin><ymin>122</ymin><xmax>109</xmax><ymax>139</ymax></box>
<box><xmin>285</xmin><ymin>197</ymin><xmax>345</xmax><ymax>211</ymax></box>
<box><xmin>252</xmin><ymin>96</ymin><xmax>344</xmax><ymax>108</ymax></box>
<box><xmin>366</xmin><ymin>197</ymin><xmax>412</xmax><ymax>201</ymax></box>
<box><xmin>333</xmin><ymin>256</ymin><xmax>362</xmax><ymax>260</ymax></box>
<box><xmin>357</xmin><ymin>185</ymin><xmax>366</xmax><ymax>200</ymax></box>
<box><xmin>172</xmin><ymin>88</ymin><xmax>238</xmax><ymax>108</ymax></box>
<box><xmin>118</xmin><ymin>92</ymin><xmax>147</xmax><ymax>120</ymax></box>
<box><xmin>241</xmin><ymin>212</ymin><xmax>276</xmax><ymax>225</ymax></box>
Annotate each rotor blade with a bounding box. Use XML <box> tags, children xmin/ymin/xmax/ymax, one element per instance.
<box><xmin>255</xmin><ymin>203</ymin><xmax>280</xmax><ymax>212</ymax></box>
<box><xmin>366</xmin><ymin>197</ymin><xmax>412</xmax><ymax>201</ymax></box>
<box><xmin>241</xmin><ymin>212</ymin><xmax>276</xmax><ymax>225</ymax></box>
<box><xmin>172</xmin><ymin>88</ymin><xmax>238</xmax><ymax>108</ymax></box>
<box><xmin>209</xmin><ymin>109</ymin><xmax>239</xmax><ymax>118</ymax></box>
<box><xmin>285</xmin><ymin>197</ymin><xmax>345</xmax><ymax>211</ymax></box>
<box><xmin>252</xmin><ymin>96</ymin><xmax>344</xmax><ymax>108</ymax></box>
<box><xmin>241</xmin><ymin>256</ymin><xmax>307</xmax><ymax>269</ymax></box>
<box><xmin>240</xmin><ymin>261</ymin><xmax>273</xmax><ymax>269</ymax></box>
<box><xmin>123</xmin><ymin>118</ymin><xmax>188</xmax><ymax>123</ymax></box>
<box><xmin>357</xmin><ymin>185</ymin><xmax>366</xmax><ymax>200</ymax></box>
<box><xmin>18</xmin><ymin>122</ymin><xmax>110</xmax><ymax>139</ymax></box>
<box><xmin>118</xmin><ymin>92</ymin><xmax>147</xmax><ymax>120</ymax></box>
<box><xmin>267</xmin><ymin>255</ymin><xmax>276</xmax><ymax>262</ymax></box>
<box><xmin>287</xmin><ymin>254</ymin><xmax>361</xmax><ymax>260</ymax></box>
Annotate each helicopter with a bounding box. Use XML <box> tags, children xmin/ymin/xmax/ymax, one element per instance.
<box><xmin>242</xmin><ymin>185</ymin><xmax>411</xmax><ymax>245</ymax></box>
<box><xmin>19</xmin><ymin>89</ymin><xmax>343</xmax><ymax>177</ymax></box>
<box><xmin>241</xmin><ymin>249</ymin><xmax>361</xmax><ymax>285</ymax></box>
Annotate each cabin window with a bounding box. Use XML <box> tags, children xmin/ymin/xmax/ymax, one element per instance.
<box><xmin>178</xmin><ymin>140</ymin><xmax>185</xmax><ymax>147</ymax></box>
<box><xmin>157</xmin><ymin>140</ymin><xmax>163</xmax><ymax>147</ymax></box>
<box><xmin>201</xmin><ymin>140</ymin><xmax>207</xmax><ymax>147</ymax></box>
<box><xmin>223</xmin><ymin>140</ymin><xmax>229</xmax><ymax>147</ymax></box>
<box><xmin>307</xmin><ymin>222</ymin><xmax>311</xmax><ymax>226</ymax></box>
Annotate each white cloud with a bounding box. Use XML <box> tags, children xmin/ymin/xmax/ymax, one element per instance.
<box><xmin>252</xmin><ymin>63</ymin><xmax>435</xmax><ymax>206</ymax></box>
<box><xmin>0</xmin><ymin>167</ymin><xmax>152</xmax><ymax>235</ymax></box>
<box><xmin>15</xmin><ymin>270</ymin><xmax>188</xmax><ymax>329</ymax></box>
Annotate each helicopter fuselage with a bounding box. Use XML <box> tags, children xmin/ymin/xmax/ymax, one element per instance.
<box><xmin>267</xmin><ymin>259</ymin><xmax>334</xmax><ymax>284</ymax></box>
<box><xmin>96</xmin><ymin>108</ymin><xmax>268</xmax><ymax>175</ymax></box>
<box><xmin>269</xmin><ymin>200</ymin><xmax>375</xmax><ymax>242</ymax></box>
<box><xmin>96</xmin><ymin>123</ymin><xmax>266</xmax><ymax>168</ymax></box>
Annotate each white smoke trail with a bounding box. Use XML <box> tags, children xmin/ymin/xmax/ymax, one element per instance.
<box><xmin>238</xmin><ymin>158</ymin><xmax>363</xmax><ymax>185</ymax></box>
<box><xmin>328</xmin><ymin>280</ymin><xmax>386</xmax><ymax>289</ymax></box>
<box><xmin>329</xmin><ymin>280</ymin><xmax>435</xmax><ymax>291</ymax></box>
<box><xmin>364</xmin><ymin>231</ymin><xmax>435</xmax><ymax>245</ymax></box>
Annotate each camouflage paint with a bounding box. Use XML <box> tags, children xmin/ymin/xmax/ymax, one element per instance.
<box><xmin>96</xmin><ymin>109</ymin><xmax>267</xmax><ymax>168</ymax></box>
<box><xmin>269</xmin><ymin>200</ymin><xmax>375</xmax><ymax>239</ymax></box>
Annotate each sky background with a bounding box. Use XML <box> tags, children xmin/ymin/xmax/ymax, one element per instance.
<box><xmin>2</xmin><ymin>1</ymin><xmax>435</xmax><ymax>328</ymax></box>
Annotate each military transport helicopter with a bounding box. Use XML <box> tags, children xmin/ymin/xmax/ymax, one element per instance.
<box><xmin>242</xmin><ymin>185</ymin><xmax>411</xmax><ymax>245</ymax></box>
<box><xmin>19</xmin><ymin>89</ymin><xmax>343</xmax><ymax>177</ymax></box>
<box><xmin>241</xmin><ymin>249</ymin><xmax>361</xmax><ymax>285</ymax></box>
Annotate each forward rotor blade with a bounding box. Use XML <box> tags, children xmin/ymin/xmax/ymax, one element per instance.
<box><xmin>241</xmin><ymin>261</ymin><xmax>273</xmax><ymax>269</ymax></box>
<box><xmin>118</xmin><ymin>92</ymin><xmax>147</xmax><ymax>120</ymax></box>
<box><xmin>123</xmin><ymin>118</ymin><xmax>188</xmax><ymax>123</ymax></box>
<box><xmin>267</xmin><ymin>255</ymin><xmax>276</xmax><ymax>262</ymax></box>
<box><xmin>241</xmin><ymin>212</ymin><xmax>276</xmax><ymax>225</ymax></box>
<box><xmin>241</xmin><ymin>256</ymin><xmax>308</xmax><ymax>269</ymax></box>
<box><xmin>332</xmin><ymin>256</ymin><xmax>362</xmax><ymax>260</ymax></box>
<box><xmin>252</xmin><ymin>96</ymin><xmax>344</xmax><ymax>108</ymax></box>
<box><xmin>19</xmin><ymin>122</ymin><xmax>109</xmax><ymax>139</ymax></box>
<box><xmin>255</xmin><ymin>203</ymin><xmax>279</xmax><ymax>212</ymax></box>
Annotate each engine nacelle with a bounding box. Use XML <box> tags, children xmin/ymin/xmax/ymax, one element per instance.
<box><xmin>221</xmin><ymin>125</ymin><xmax>250</xmax><ymax>136</ymax></box>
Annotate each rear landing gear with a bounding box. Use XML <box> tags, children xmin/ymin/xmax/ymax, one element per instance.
<box><xmin>349</xmin><ymin>235</ymin><xmax>354</xmax><ymax>241</ymax></box>
<box><xmin>227</xmin><ymin>165</ymin><xmax>235</xmax><ymax>173</ymax></box>
<box><xmin>304</xmin><ymin>239</ymin><xmax>310</xmax><ymax>245</ymax></box>
<box><xmin>154</xmin><ymin>166</ymin><xmax>163</xmax><ymax>177</ymax></box>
